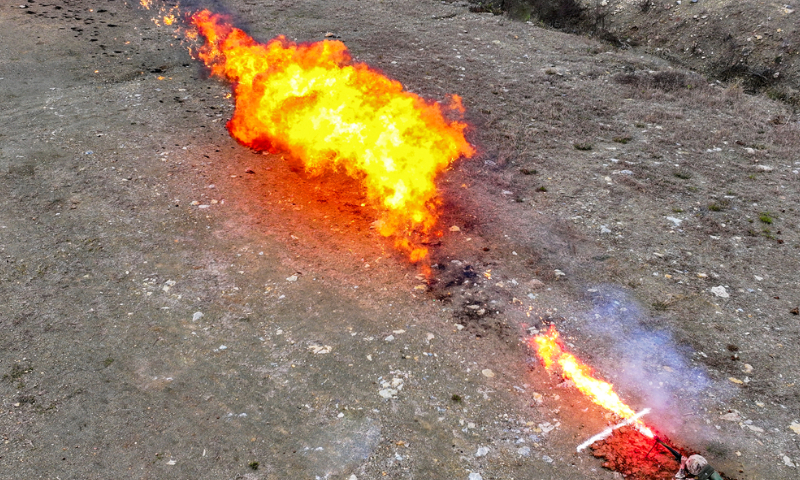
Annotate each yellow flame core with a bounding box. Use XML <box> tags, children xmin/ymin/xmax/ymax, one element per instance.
<box><xmin>532</xmin><ymin>325</ymin><xmax>654</xmax><ymax>438</ymax></box>
<box><xmin>189</xmin><ymin>10</ymin><xmax>474</xmax><ymax>262</ymax></box>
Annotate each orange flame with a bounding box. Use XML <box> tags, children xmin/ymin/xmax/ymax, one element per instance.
<box><xmin>531</xmin><ymin>325</ymin><xmax>654</xmax><ymax>438</ymax></box>
<box><xmin>188</xmin><ymin>10</ymin><xmax>474</xmax><ymax>262</ymax></box>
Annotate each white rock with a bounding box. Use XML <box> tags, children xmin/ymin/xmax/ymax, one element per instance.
<box><xmin>475</xmin><ymin>446</ymin><xmax>489</xmax><ymax>457</ymax></box>
<box><xmin>286</xmin><ymin>275</ymin><xmax>298</xmax><ymax>282</ymax></box>
<box><xmin>192</xmin><ymin>311</ymin><xmax>204</xmax><ymax>321</ymax></box>
<box><xmin>468</xmin><ymin>473</ymin><xmax>483</xmax><ymax>480</ymax></box>
<box><xmin>541</xmin><ymin>454</ymin><xmax>553</xmax><ymax>463</ymax></box>
<box><xmin>481</xmin><ymin>369</ymin><xmax>495</xmax><ymax>378</ymax></box>
<box><xmin>783</xmin><ymin>455</ymin><xmax>796</xmax><ymax>468</ymax></box>
<box><xmin>666</xmin><ymin>216</ymin><xmax>683</xmax><ymax>226</ymax></box>
<box><xmin>710</xmin><ymin>286</ymin><xmax>729</xmax><ymax>298</ymax></box>
<box><xmin>378</xmin><ymin>388</ymin><xmax>397</xmax><ymax>399</ymax></box>
<box><xmin>600</xmin><ymin>225</ymin><xmax>612</xmax><ymax>234</ymax></box>
<box><xmin>384</xmin><ymin>335</ymin><xmax>395</xmax><ymax>342</ymax></box>
<box><xmin>789</xmin><ymin>423</ymin><xmax>800</xmax><ymax>435</ymax></box>
<box><xmin>517</xmin><ymin>446</ymin><xmax>531</xmax><ymax>456</ymax></box>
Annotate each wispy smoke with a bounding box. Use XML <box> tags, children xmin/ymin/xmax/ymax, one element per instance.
<box><xmin>571</xmin><ymin>285</ymin><xmax>724</xmax><ymax>437</ymax></box>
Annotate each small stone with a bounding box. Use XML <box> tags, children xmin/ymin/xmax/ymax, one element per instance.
<box><xmin>553</xmin><ymin>269</ymin><xmax>566</xmax><ymax>278</ymax></box>
<box><xmin>468</xmin><ymin>473</ymin><xmax>483</xmax><ymax>480</ymax></box>
<box><xmin>286</xmin><ymin>275</ymin><xmax>298</xmax><ymax>282</ymax></box>
<box><xmin>528</xmin><ymin>279</ymin><xmax>545</xmax><ymax>289</ymax></box>
<box><xmin>192</xmin><ymin>311</ymin><xmax>204</xmax><ymax>321</ymax></box>
<box><xmin>531</xmin><ymin>392</ymin><xmax>543</xmax><ymax>405</ymax></box>
<box><xmin>784</xmin><ymin>455</ymin><xmax>797</xmax><ymax>468</ymax></box>
<box><xmin>753</xmin><ymin>165</ymin><xmax>773</xmax><ymax>172</ymax></box>
<box><xmin>449</xmin><ymin>225</ymin><xmax>461</xmax><ymax>232</ymax></box>
<box><xmin>384</xmin><ymin>335</ymin><xmax>395</xmax><ymax>342</ymax></box>
<box><xmin>720</xmin><ymin>412</ymin><xmax>741</xmax><ymax>422</ymax></box>
<box><xmin>475</xmin><ymin>446</ymin><xmax>489</xmax><ymax>457</ymax></box>
<box><xmin>481</xmin><ymin>369</ymin><xmax>495</xmax><ymax>378</ymax></box>
<box><xmin>666</xmin><ymin>216</ymin><xmax>683</xmax><ymax>226</ymax></box>
<box><xmin>600</xmin><ymin>225</ymin><xmax>612</xmax><ymax>234</ymax></box>
<box><xmin>166</xmin><ymin>459</ymin><xmax>176</xmax><ymax>465</ymax></box>
<box><xmin>789</xmin><ymin>423</ymin><xmax>800</xmax><ymax>435</ymax></box>
<box><xmin>746</xmin><ymin>424</ymin><xmax>764</xmax><ymax>433</ymax></box>
<box><xmin>517</xmin><ymin>446</ymin><xmax>531</xmax><ymax>456</ymax></box>
<box><xmin>378</xmin><ymin>389</ymin><xmax>397</xmax><ymax>399</ymax></box>
<box><xmin>218</xmin><ymin>345</ymin><xmax>227</xmax><ymax>350</ymax></box>
<box><xmin>728</xmin><ymin>377</ymin><xmax>744</xmax><ymax>384</ymax></box>
<box><xmin>541</xmin><ymin>455</ymin><xmax>553</xmax><ymax>463</ymax></box>
<box><xmin>711</xmin><ymin>286</ymin><xmax>729</xmax><ymax>298</ymax></box>
<box><xmin>743</xmin><ymin>364</ymin><xmax>753</xmax><ymax>374</ymax></box>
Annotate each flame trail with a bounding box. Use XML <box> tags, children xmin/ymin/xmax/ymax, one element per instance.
<box><xmin>531</xmin><ymin>325</ymin><xmax>655</xmax><ymax>438</ymax></box>
<box><xmin>185</xmin><ymin>10</ymin><xmax>474</xmax><ymax>263</ymax></box>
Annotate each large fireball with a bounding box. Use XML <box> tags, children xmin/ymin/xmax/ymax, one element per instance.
<box><xmin>189</xmin><ymin>10</ymin><xmax>474</xmax><ymax>262</ymax></box>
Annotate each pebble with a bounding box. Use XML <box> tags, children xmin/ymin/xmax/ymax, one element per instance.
<box><xmin>720</xmin><ymin>412</ymin><xmax>741</xmax><ymax>422</ymax></box>
<box><xmin>789</xmin><ymin>423</ymin><xmax>800</xmax><ymax>435</ymax></box>
<box><xmin>666</xmin><ymin>216</ymin><xmax>683</xmax><ymax>226</ymax></box>
<box><xmin>384</xmin><ymin>335</ymin><xmax>395</xmax><ymax>342</ymax></box>
<box><xmin>192</xmin><ymin>311</ymin><xmax>203</xmax><ymax>321</ymax></box>
<box><xmin>449</xmin><ymin>225</ymin><xmax>461</xmax><ymax>232</ymax></box>
<box><xmin>286</xmin><ymin>275</ymin><xmax>298</xmax><ymax>282</ymax></box>
<box><xmin>468</xmin><ymin>474</ymin><xmax>483</xmax><ymax>480</ymax></box>
<box><xmin>528</xmin><ymin>279</ymin><xmax>545</xmax><ymax>289</ymax></box>
<box><xmin>475</xmin><ymin>446</ymin><xmax>489</xmax><ymax>457</ymax></box>
<box><xmin>541</xmin><ymin>455</ymin><xmax>553</xmax><ymax>463</ymax></box>
<box><xmin>481</xmin><ymin>369</ymin><xmax>495</xmax><ymax>378</ymax></box>
<box><xmin>783</xmin><ymin>455</ymin><xmax>796</xmax><ymax>468</ymax></box>
<box><xmin>600</xmin><ymin>225</ymin><xmax>612</xmax><ymax>234</ymax></box>
<box><xmin>517</xmin><ymin>446</ymin><xmax>531</xmax><ymax>456</ymax></box>
<box><xmin>710</xmin><ymin>286</ymin><xmax>729</xmax><ymax>298</ymax></box>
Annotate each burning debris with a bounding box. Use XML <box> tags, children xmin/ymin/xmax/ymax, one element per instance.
<box><xmin>591</xmin><ymin>428</ymin><xmax>729</xmax><ymax>480</ymax></box>
<box><xmin>182</xmin><ymin>10</ymin><xmax>474</xmax><ymax>263</ymax></box>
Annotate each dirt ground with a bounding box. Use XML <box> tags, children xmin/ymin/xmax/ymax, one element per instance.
<box><xmin>1</xmin><ymin>1</ymin><xmax>799</xmax><ymax>479</ymax></box>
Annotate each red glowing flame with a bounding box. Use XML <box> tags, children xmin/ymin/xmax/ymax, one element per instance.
<box><xmin>187</xmin><ymin>10</ymin><xmax>474</xmax><ymax>262</ymax></box>
<box><xmin>531</xmin><ymin>325</ymin><xmax>654</xmax><ymax>438</ymax></box>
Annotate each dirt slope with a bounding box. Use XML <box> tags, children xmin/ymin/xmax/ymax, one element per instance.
<box><xmin>1</xmin><ymin>1</ymin><xmax>799</xmax><ymax>479</ymax></box>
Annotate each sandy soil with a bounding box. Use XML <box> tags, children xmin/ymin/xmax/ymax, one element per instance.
<box><xmin>1</xmin><ymin>1</ymin><xmax>799</xmax><ymax>479</ymax></box>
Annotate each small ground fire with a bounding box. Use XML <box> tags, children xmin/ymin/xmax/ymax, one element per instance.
<box><xmin>530</xmin><ymin>324</ymin><xmax>655</xmax><ymax>439</ymax></box>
